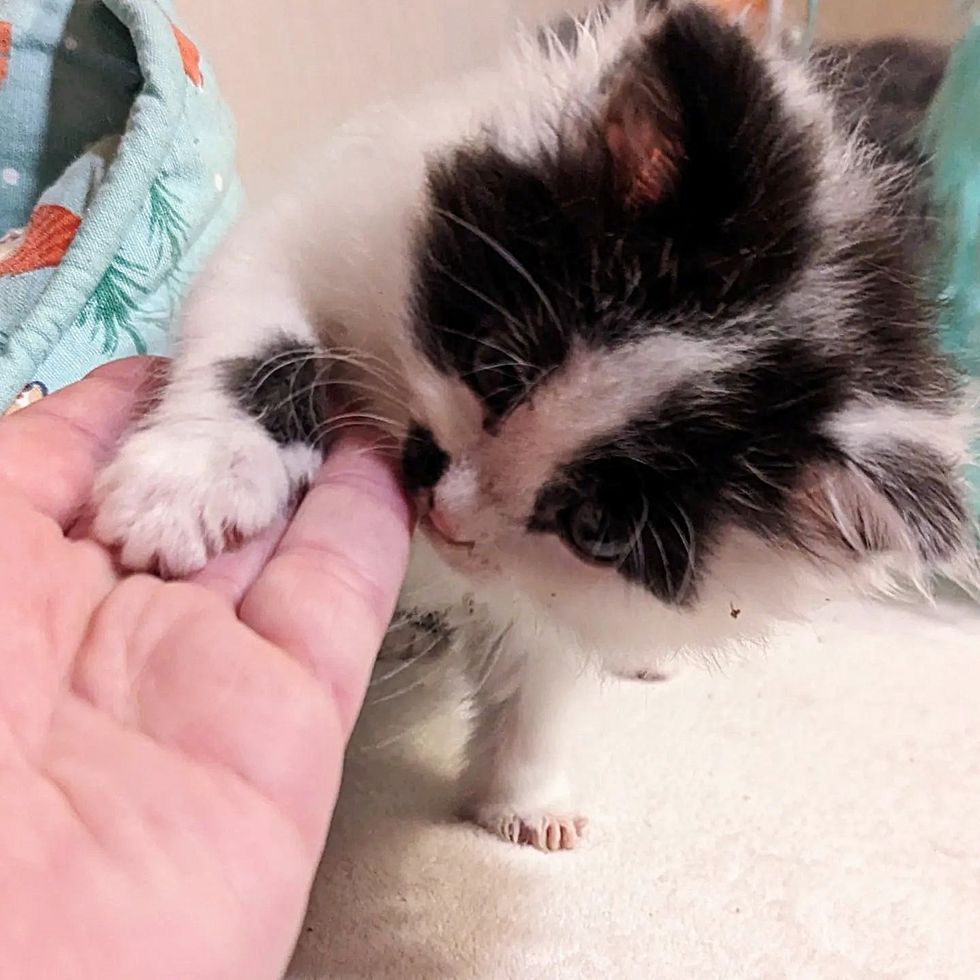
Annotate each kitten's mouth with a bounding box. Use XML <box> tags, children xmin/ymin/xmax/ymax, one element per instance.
<box><xmin>421</xmin><ymin>514</ymin><xmax>477</xmax><ymax>552</ymax></box>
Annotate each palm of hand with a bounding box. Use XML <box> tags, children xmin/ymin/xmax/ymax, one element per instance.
<box><xmin>0</xmin><ymin>360</ymin><xmax>410</xmax><ymax>980</ymax></box>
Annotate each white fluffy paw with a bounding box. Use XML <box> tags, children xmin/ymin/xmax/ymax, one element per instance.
<box><xmin>465</xmin><ymin>803</ymin><xmax>587</xmax><ymax>852</ymax></box>
<box><xmin>93</xmin><ymin>421</ymin><xmax>315</xmax><ymax>577</ymax></box>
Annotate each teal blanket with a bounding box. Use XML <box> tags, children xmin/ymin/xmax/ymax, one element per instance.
<box><xmin>0</xmin><ymin>0</ymin><xmax>240</xmax><ymax>409</ymax></box>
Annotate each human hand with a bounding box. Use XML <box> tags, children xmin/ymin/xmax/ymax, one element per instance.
<box><xmin>0</xmin><ymin>358</ymin><xmax>411</xmax><ymax>979</ymax></box>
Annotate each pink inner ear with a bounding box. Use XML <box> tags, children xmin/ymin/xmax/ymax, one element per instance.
<box><xmin>795</xmin><ymin>462</ymin><xmax>913</xmax><ymax>558</ymax></box>
<box><xmin>604</xmin><ymin>72</ymin><xmax>681</xmax><ymax>208</ymax></box>
<box><xmin>605</xmin><ymin>117</ymin><xmax>677</xmax><ymax>207</ymax></box>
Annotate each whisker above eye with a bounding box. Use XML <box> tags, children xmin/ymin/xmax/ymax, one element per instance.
<box><xmin>432</xmin><ymin>207</ymin><xmax>565</xmax><ymax>338</ymax></box>
<box><xmin>461</xmin><ymin>362</ymin><xmax>530</xmax><ymax>385</ymax></box>
<box><xmin>615</xmin><ymin>497</ymin><xmax>650</xmax><ymax>573</ymax></box>
<box><xmin>427</xmin><ymin>256</ymin><xmax>535</xmax><ymax>341</ymax></box>
<box><xmin>434</xmin><ymin>323</ymin><xmax>534</xmax><ymax>370</ymax></box>
<box><xmin>645</xmin><ymin>523</ymin><xmax>676</xmax><ymax>601</ymax></box>
<box><xmin>664</xmin><ymin>502</ymin><xmax>697</xmax><ymax>600</ymax></box>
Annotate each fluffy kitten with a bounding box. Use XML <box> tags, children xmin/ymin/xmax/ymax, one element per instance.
<box><xmin>93</xmin><ymin>1</ymin><xmax>977</xmax><ymax>851</ymax></box>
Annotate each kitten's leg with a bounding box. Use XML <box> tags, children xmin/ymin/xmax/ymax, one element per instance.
<box><xmin>460</xmin><ymin>634</ymin><xmax>587</xmax><ymax>852</ymax></box>
<box><xmin>93</xmin><ymin>250</ymin><xmax>327</xmax><ymax>576</ymax></box>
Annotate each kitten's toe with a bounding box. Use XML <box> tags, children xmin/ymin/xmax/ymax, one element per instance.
<box><xmin>93</xmin><ymin>421</ymin><xmax>309</xmax><ymax>576</ymax></box>
<box><xmin>465</xmin><ymin>803</ymin><xmax>587</xmax><ymax>852</ymax></box>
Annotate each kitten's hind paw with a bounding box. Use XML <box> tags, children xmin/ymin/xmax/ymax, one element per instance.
<box><xmin>464</xmin><ymin>803</ymin><xmax>587</xmax><ymax>852</ymax></box>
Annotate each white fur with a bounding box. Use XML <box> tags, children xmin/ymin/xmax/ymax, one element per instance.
<box><xmin>93</xmin><ymin>2</ymin><xmax>976</xmax><ymax>851</ymax></box>
<box><xmin>829</xmin><ymin>401</ymin><xmax>973</xmax><ymax>467</ymax></box>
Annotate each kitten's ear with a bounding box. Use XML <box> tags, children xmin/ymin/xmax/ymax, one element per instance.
<box><xmin>600</xmin><ymin>3</ymin><xmax>816</xmax><ymax>297</ymax></box>
<box><xmin>793</xmin><ymin>447</ymin><xmax>972</xmax><ymax>572</ymax></box>
<box><xmin>602</xmin><ymin>3</ymin><xmax>810</xmax><ymax>217</ymax></box>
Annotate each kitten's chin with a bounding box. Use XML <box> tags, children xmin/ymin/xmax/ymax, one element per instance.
<box><xmin>418</xmin><ymin>522</ymin><xmax>501</xmax><ymax>578</ymax></box>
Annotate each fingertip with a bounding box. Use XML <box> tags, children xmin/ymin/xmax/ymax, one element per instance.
<box><xmin>312</xmin><ymin>439</ymin><xmax>414</xmax><ymax>533</ymax></box>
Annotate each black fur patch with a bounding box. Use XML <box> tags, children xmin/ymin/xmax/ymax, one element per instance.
<box><xmin>529</xmin><ymin>338</ymin><xmax>846</xmax><ymax>603</ymax></box>
<box><xmin>223</xmin><ymin>339</ymin><xmax>329</xmax><ymax>447</ymax></box>
<box><xmin>412</xmin><ymin>4</ymin><xmax>820</xmax><ymax>424</ymax></box>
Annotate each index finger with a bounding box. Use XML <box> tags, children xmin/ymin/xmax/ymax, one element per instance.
<box><xmin>238</xmin><ymin>440</ymin><xmax>413</xmax><ymax>735</ymax></box>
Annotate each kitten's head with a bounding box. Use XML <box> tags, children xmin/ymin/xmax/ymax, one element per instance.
<box><xmin>398</xmin><ymin>1</ymin><xmax>975</xmax><ymax>654</ymax></box>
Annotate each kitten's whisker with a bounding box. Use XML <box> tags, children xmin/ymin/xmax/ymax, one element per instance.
<box><xmin>433</xmin><ymin>207</ymin><xmax>565</xmax><ymax>337</ymax></box>
<box><xmin>647</xmin><ymin>524</ymin><xmax>676</xmax><ymax>600</ymax></box>
<box><xmin>254</xmin><ymin>377</ymin><xmax>407</xmax><ymax>440</ymax></box>
<box><xmin>616</xmin><ymin>498</ymin><xmax>650</xmax><ymax>574</ymax></box>
<box><xmin>467</xmin><ymin>625</ymin><xmax>513</xmax><ymax>702</ymax></box>
<box><xmin>460</xmin><ymin>363</ymin><xmax>534</xmax><ymax>387</ymax></box>
<box><xmin>276</xmin><ymin>352</ymin><xmax>306</xmax><ymax>451</ymax></box>
<box><xmin>666</xmin><ymin>503</ymin><xmax>697</xmax><ymax>600</ymax></box>
<box><xmin>370</xmin><ymin>631</ymin><xmax>448</xmax><ymax>689</ymax></box>
<box><xmin>243</xmin><ymin>350</ymin><xmax>319</xmax><ymax>397</ymax></box>
<box><xmin>308</xmin><ymin>419</ymin><xmax>404</xmax><ymax>446</ymax></box>
<box><xmin>428</xmin><ymin>257</ymin><xmax>537</xmax><ymax>341</ymax></box>
<box><xmin>366</xmin><ymin>655</ymin><xmax>449</xmax><ymax>707</ymax></box>
<box><xmin>321</xmin><ymin>409</ymin><xmax>404</xmax><ymax>429</ymax></box>
<box><xmin>242</xmin><ymin>351</ymin><xmax>404</xmax><ymax>419</ymax></box>
<box><xmin>436</xmin><ymin>324</ymin><xmax>534</xmax><ymax>369</ymax></box>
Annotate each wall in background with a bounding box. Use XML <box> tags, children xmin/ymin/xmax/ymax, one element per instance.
<box><xmin>173</xmin><ymin>0</ymin><xmax>953</xmax><ymax>193</ymax></box>
<box><xmin>808</xmin><ymin>0</ymin><xmax>953</xmax><ymax>40</ymax></box>
<box><xmin>173</xmin><ymin>0</ymin><xmax>571</xmax><ymax>192</ymax></box>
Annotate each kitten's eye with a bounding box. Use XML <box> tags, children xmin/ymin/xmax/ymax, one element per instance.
<box><xmin>563</xmin><ymin>501</ymin><xmax>635</xmax><ymax>566</ymax></box>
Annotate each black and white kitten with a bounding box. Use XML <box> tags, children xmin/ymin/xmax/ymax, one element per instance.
<box><xmin>93</xmin><ymin>2</ymin><xmax>977</xmax><ymax>850</ymax></box>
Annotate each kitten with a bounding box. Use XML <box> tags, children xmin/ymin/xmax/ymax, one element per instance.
<box><xmin>93</xmin><ymin>1</ymin><xmax>977</xmax><ymax>851</ymax></box>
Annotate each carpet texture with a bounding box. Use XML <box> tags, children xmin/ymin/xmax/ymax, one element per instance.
<box><xmin>290</xmin><ymin>595</ymin><xmax>979</xmax><ymax>979</ymax></box>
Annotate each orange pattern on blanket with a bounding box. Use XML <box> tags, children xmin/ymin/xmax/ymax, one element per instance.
<box><xmin>171</xmin><ymin>23</ymin><xmax>203</xmax><ymax>87</ymax></box>
<box><xmin>0</xmin><ymin>205</ymin><xmax>81</xmax><ymax>277</ymax></box>
<box><xmin>0</xmin><ymin>22</ymin><xmax>12</xmax><ymax>90</ymax></box>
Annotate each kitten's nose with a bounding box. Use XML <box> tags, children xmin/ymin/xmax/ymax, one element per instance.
<box><xmin>402</xmin><ymin>424</ymin><xmax>448</xmax><ymax>493</ymax></box>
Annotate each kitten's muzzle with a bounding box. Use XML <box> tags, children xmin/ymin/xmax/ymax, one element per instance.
<box><xmin>402</xmin><ymin>423</ymin><xmax>477</xmax><ymax>549</ymax></box>
<box><xmin>422</xmin><ymin>508</ymin><xmax>476</xmax><ymax>550</ymax></box>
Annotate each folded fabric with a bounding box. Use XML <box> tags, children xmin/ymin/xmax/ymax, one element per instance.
<box><xmin>0</xmin><ymin>0</ymin><xmax>241</xmax><ymax>410</ymax></box>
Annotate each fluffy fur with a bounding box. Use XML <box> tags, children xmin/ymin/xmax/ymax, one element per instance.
<box><xmin>93</xmin><ymin>1</ymin><xmax>977</xmax><ymax>851</ymax></box>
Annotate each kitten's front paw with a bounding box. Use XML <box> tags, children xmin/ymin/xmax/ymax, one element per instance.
<box><xmin>464</xmin><ymin>802</ymin><xmax>587</xmax><ymax>852</ymax></box>
<box><xmin>93</xmin><ymin>421</ymin><xmax>314</xmax><ymax>576</ymax></box>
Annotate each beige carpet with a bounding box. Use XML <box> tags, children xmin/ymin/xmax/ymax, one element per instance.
<box><xmin>289</xmin><ymin>594</ymin><xmax>979</xmax><ymax>979</ymax></box>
